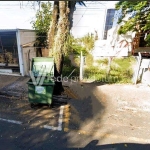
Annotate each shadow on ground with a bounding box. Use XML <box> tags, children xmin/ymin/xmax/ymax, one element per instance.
<box><xmin>0</xmin><ymin>76</ymin><xmax>29</xmax><ymax>97</ymax></box>
<box><xmin>65</xmin><ymin>82</ymin><xmax>106</xmax><ymax>129</ymax></box>
<box><xmin>0</xmin><ymin>126</ymin><xmax>149</xmax><ymax>150</ymax></box>
<box><xmin>0</xmin><ymin>76</ymin><xmax>119</xmax><ymax>149</ymax></box>
<box><xmin>76</xmin><ymin>141</ymin><xmax>150</xmax><ymax>150</ymax></box>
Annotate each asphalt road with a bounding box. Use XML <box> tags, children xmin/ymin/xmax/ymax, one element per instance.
<box><xmin>1</xmin><ymin>120</ymin><xmax>150</xmax><ymax>150</ymax></box>
<box><xmin>0</xmin><ymin>121</ymin><xmax>67</xmax><ymax>150</ymax></box>
<box><xmin>1</xmin><ymin>91</ymin><xmax>150</xmax><ymax>150</ymax></box>
<box><xmin>1</xmin><ymin>78</ymin><xmax>150</xmax><ymax>149</ymax></box>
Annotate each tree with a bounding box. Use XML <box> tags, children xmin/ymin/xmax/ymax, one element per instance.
<box><xmin>47</xmin><ymin>1</ymin><xmax>86</xmax><ymax>94</ymax></box>
<box><xmin>31</xmin><ymin>2</ymin><xmax>52</xmax><ymax>56</ymax></box>
<box><xmin>46</xmin><ymin>1</ymin><xmax>69</xmax><ymax>94</ymax></box>
<box><xmin>115</xmin><ymin>1</ymin><xmax>150</xmax><ymax>46</ymax></box>
<box><xmin>30</xmin><ymin>1</ymin><xmax>86</xmax><ymax>94</ymax></box>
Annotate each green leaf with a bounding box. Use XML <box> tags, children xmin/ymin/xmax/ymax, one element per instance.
<box><xmin>31</xmin><ymin>2</ymin><xmax>52</xmax><ymax>47</ymax></box>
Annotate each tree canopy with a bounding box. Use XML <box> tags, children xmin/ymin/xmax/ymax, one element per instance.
<box><xmin>116</xmin><ymin>1</ymin><xmax>150</xmax><ymax>46</ymax></box>
<box><xmin>31</xmin><ymin>2</ymin><xmax>52</xmax><ymax>48</ymax></box>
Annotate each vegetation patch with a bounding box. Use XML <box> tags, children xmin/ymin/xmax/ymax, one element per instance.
<box><xmin>62</xmin><ymin>56</ymin><xmax>79</xmax><ymax>77</ymax></box>
<box><xmin>84</xmin><ymin>56</ymin><xmax>136</xmax><ymax>84</ymax></box>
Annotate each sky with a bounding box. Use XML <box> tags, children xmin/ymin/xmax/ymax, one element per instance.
<box><xmin>0</xmin><ymin>1</ymin><xmax>118</xmax><ymax>30</ymax></box>
<box><xmin>0</xmin><ymin>1</ymin><xmax>39</xmax><ymax>29</ymax></box>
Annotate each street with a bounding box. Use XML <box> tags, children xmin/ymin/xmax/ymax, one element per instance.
<box><xmin>0</xmin><ymin>113</ymin><xmax>150</xmax><ymax>150</ymax></box>
<box><xmin>0</xmin><ymin>78</ymin><xmax>150</xmax><ymax>149</ymax></box>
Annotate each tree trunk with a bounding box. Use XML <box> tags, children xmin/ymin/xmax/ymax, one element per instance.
<box><xmin>48</xmin><ymin>1</ymin><xmax>69</xmax><ymax>95</ymax></box>
<box><xmin>47</xmin><ymin>1</ymin><xmax>77</xmax><ymax>95</ymax></box>
<box><xmin>47</xmin><ymin>1</ymin><xmax>59</xmax><ymax>55</ymax></box>
<box><xmin>107</xmin><ymin>57</ymin><xmax>113</xmax><ymax>76</ymax></box>
<box><xmin>54</xmin><ymin>1</ymin><xmax>69</xmax><ymax>73</ymax></box>
<box><xmin>36</xmin><ymin>48</ymin><xmax>42</xmax><ymax>57</ymax></box>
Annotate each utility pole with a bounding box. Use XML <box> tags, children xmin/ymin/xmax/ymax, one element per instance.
<box><xmin>79</xmin><ymin>51</ymin><xmax>84</xmax><ymax>81</ymax></box>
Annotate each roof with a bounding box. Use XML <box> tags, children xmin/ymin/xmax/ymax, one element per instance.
<box><xmin>0</xmin><ymin>29</ymin><xmax>35</xmax><ymax>32</ymax></box>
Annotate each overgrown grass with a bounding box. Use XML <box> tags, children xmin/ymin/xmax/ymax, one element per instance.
<box><xmin>96</xmin><ymin>58</ymin><xmax>108</xmax><ymax>65</ymax></box>
<box><xmin>85</xmin><ymin>54</ymin><xmax>93</xmax><ymax>66</ymax></box>
<box><xmin>62</xmin><ymin>56</ymin><xmax>79</xmax><ymax>77</ymax></box>
<box><xmin>62</xmin><ymin>55</ymin><xmax>136</xmax><ymax>84</ymax></box>
<box><xmin>62</xmin><ymin>32</ymin><xmax>95</xmax><ymax>78</ymax></box>
<box><xmin>84</xmin><ymin>56</ymin><xmax>136</xmax><ymax>84</ymax></box>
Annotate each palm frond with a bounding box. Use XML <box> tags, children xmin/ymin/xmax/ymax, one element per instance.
<box><xmin>77</xmin><ymin>1</ymin><xmax>86</xmax><ymax>7</ymax></box>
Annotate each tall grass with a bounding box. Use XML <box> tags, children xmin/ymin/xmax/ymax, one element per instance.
<box><xmin>84</xmin><ymin>56</ymin><xmax>136</xmax><ymax>84</ymax></box>
<box><xmin>62</xmin><ymin>56</ymin><xmax>79</xmax><ymax>77</ymax></box>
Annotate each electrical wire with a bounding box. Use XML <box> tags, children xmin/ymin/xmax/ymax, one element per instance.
<box><xmin>74</xmin><ymin>1</ymin><xmax>96</xmax><ymax>27</ymax></box>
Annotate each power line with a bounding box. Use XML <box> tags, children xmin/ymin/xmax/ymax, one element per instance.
<box><xmin>74</xmin><ymin>1</ymin><xmax>96</xmax><ymax>27</ymax></box>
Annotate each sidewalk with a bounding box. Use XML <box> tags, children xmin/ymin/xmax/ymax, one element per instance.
<box><xmin>63</xmin><ymin>81</ymin><xmax>150</xmax><ymax>145</ymax></box>
<box><xmin>0</xmin><ymin>75</ymin><xmax>29</xmax><ymax>97</ymax></box>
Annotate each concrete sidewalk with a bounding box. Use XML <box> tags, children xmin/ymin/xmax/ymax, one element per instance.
<box><xmin>0</xmin><ymin>75</ymin><xmax>29</xmax><ymax>97</ymax></box>
<box><xmin>63</xmin><ymin>81</ymin><xmax>150</xmax><ymax>146</ymax></box>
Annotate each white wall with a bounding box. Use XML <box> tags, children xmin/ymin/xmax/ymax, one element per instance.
<box><xmin>71</xmin><ymin>1</ymin><xmax>118</xmax><ymax>39</ymax></box>
<box><xmin>19</xmin><ymin>30</ymin><xmax>36</xmax><ymax>46</ymax></box>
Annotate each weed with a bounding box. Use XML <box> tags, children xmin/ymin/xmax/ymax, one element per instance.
<box><xmin>96</xmin><ymin>58</ymin><xmax>108</xmax><ymax>65</ymax></box>
<box><xmin>84</xmin><ymin>56</ymin><xmax>136</xmax><ymax>84</ymax></box>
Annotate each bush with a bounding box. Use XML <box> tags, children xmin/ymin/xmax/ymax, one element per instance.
<box><xmin>96</xmin><ymin>58</ymin><xmax>108</xmax><ymax>65</ymax></box>
<box><xmin>62</xmin><ymin>56</ymin><xmax>79</xmax><ymax>77</ymax></box>
<box><xmin>85</xmin><ymin>54</ymin><xmax>93</xmax><ymax>66</ymax></box>
<box><xmin>62</xmin><ymin>66</ymin><xmax>79</xmax><ymax>77</ymax></box>
<box><xmin>143</xmin><ymin>33</ymin><xmax>150</xmax><ymax>46</ymax></box>
<box><xmin>73</xmin><ymin>56</ymin><xmax>80</xmax><ymax>67</ymax></box>
<box><xmin>63</xmin><ymin>56</ymin><xmax>71</xmax><ymax>67</ymax></box>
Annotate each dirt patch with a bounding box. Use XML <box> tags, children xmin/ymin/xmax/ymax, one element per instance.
<box><xmin>0</xmin><ymin>75</ymin><xmax>20</xmax><ymax>89</ymax></box>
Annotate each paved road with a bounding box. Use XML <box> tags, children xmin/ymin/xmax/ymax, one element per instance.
<box><xmin>1</xmin><ymin>78</ymin><xmax>150</xmax><ymax>149</ymax></box>
<box><xmin>1</xmin><ymin>120</ymin><xmax>150</xmax><ymax>150</ymax></box>
<box><xmin>0</xmin><ymin>93</ymin><xmax>150</xmax><ymax>149</ymax></box>
<box><xmin>0</xmin><ymin>121</ymin><xmax>67</xmax><ymax>150</ymax></box>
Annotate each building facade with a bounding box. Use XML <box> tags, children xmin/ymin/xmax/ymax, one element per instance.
<box><xmin>0</xmin><ymin>29</ymin><xmax>36</xmax><ymax>76</ymax></box>
<box><xmin>71</xmin><ymin>1</ymin><xmax>118</xmax><ymax>39</ymax></box>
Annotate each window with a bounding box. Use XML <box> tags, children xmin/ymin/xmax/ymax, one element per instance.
<box><xmin>0</xmin><ymin>31</ymin><xmax>19</xmax><ymax>65</ymax></box>
<box><xmin>103</xmin><ymin>9</ymin><xmax>116</xmax><ymax>39</ymax></box>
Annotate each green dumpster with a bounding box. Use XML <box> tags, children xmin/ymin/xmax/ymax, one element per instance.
<box><xmin>27</xmin><ymin>57</ymin><xmax>55</xmax><ymax>108</ymax></box>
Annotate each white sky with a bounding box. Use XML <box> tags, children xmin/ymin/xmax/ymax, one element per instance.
<box><xmin>0</xmin><ymin>1</ymin><xmax>118</xmax><ymax>30</ymax></box>
<box><xmin>0</xmin><ymin>1</ymin><xmax>39</xmax><ymax>29</ymax></box>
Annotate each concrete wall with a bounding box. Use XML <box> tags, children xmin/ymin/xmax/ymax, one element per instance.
<box><xmin>22</xmin><ymin>47</ymin><xmax>36</xmax><ymax>76</ymax></box>
<box><xmin>19</xmin><ymin>30</ymin><xmax>36</xmax><ymax>46</ymax></box>
<box><xmin>92</xmin><ymin>38</ymin><xmax>129</xmax><ymax>58</ymax></box>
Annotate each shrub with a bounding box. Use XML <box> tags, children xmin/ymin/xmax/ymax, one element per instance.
<box><xmin>62</xmin><ymin>56</ymin><xmax>79</xmax><ymax>77</ymax></box>
<box><xmin>73</xmin><ymin>56</ymin><xmax>80</xmax><ymax>67</ymax></box>
<box><xmin>96</xmin><ymin>58</ymin><xmax>108</xmax><ymax>65</ymax></box>
<box><xmin>85</xmin><ymin>54</ymin><xmax>93</xmax><ymax>66</ymax></box>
